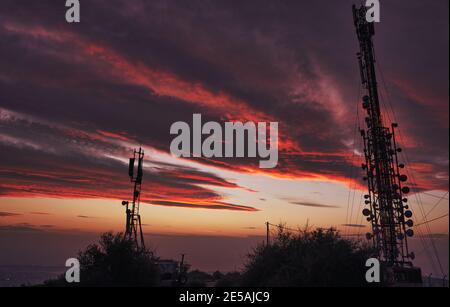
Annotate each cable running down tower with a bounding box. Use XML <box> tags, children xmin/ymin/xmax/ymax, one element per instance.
<box><xmin>353</xmin><ymin>4</ymin><xmax>422</xmax><ymax>284</ymax></box>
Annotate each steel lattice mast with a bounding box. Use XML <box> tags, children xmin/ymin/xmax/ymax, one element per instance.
<box><xmin>122</xmin><ymin>147</ymin><xmax>146</xmax><ymax>250</ymax></box>
<box><xmin>352</xmin><ymin>5</ymin><xmax>417</xmax><ymax>270</ymax></box>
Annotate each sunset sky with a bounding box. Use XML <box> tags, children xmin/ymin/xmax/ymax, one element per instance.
<box><xmin>0</xmin><ymin>0</ymin><xmax>448</xmax><ymax>275</ymax></box>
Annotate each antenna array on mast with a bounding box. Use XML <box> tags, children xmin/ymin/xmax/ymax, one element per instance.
<box><xmin>122</xmin><ymin>147</ymin><xmax>146</xmax><ymax>250</ymax></box>
<box><xmin>353</xmin><ymin>4</ymin><xmax>422</xmax><ymax>284</ymax></box>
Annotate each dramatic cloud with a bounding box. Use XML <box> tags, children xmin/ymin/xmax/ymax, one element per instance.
<box><xmin>341</xmin><ymin>224</ymin><xmax>366</xmax><ymax>228</ymax></box>
<box><xmin>0</xmin><ymin>0</ymin><xmax>448</xmax><ymax>212</ymax></box>
<box><xmin>0</xmin><ymin>212</ymin><xmax>22</xmax><ymax>218</ymax></box>
<box><xmin>29</xmin><ymin>212</ymin><xmax>51</xmax><ymax>215</ymax></box>
<box><xmin>150</xmin><ymin>200</ymin><xmax>258</xmax><ymax>212</ymax></box>
<box><xmin>76</xmin><ymin>215</ymin><xmax>96</xmax><ymax>219</ymax></box>
<box><xmin>289</xmin><ymin>201</ymin><xmax>339</xmax><ymax>209</ymax></box>
<box><xmin>0</xmin><ymin>223</ymin><xmax>42</xmax><ymax>232</ymax></box>
<box><xmin>0</xmin><ymin>109</ymin><xmax>257</xmax><ymax>211</ymax></box>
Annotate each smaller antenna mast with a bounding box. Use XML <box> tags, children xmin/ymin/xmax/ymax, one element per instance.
<box><xmin>122</xmin><ymin>147</ymin><xmax>146</xmax><ymax>250</ymax></box>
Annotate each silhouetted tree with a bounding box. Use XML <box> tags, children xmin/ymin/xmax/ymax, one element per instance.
<box><xmin>186</xmin><ymin>269</ymin><xmax>213</xmax><ymax>287</ymax></box>
<box><xmin>44</xmin><ymin>232</ymin><xmax>159</xmax><ymax>286</ymax></box>
<box><xmin>212</xmin><ymin>270</ymin><xmax>224</xmax><ymax>280</ymax></box>
<box><xmin>241</xmin><ymin>226</ymin><xmax>375</xmax><ymax>287</ymax></box>
<box><xmin>215</xmin><ymin>271</ymin><xmax>242</xmax><ymax>287</ymax></box>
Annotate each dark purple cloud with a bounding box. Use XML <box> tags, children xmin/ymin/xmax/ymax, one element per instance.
<box><xmin>289</xmin><ymin>201</ymin><xmax>340</xmax><ymax>209</ymax></box>
<box><xmin>0</xmin><ymin>0</ymin><xmax>447</xmax><ymax>207</ymax></box>
<box><xmin>0</xmin><ymin>212</ymin><xmax>22</xmax><ymax>217</ymax></box>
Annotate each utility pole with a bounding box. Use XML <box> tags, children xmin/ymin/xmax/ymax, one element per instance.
<box><xmin>180</xmin><ymin>253</ymin><xmax>185</xmax><ymax>271</ymax></box>
<box><xmin>265</xmin><ymin>222</ymin><xmax>270</xmax><ymax>247</ymax></box>
<box><xmin>177</xmin><ymin>253</ymin><xmax>187</xmax><ymax>285</ymax></box>
<box><xmin>122</xmin><ymin>147</ymin><xmax>146</xmax><ymax>251</ymax></box>
<box><xmin>353</xmin><ymin>4</ymin><xmax>421</xmax><ymax>285</ymax></box>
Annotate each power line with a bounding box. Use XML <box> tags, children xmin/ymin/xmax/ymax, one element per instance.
<box><xmin>375</xmin><ymin>58</ymin><xmax>445</xmax><ymax>277</ymax></box>
<box><xmin>266</xmin><ymin>221</ymin><xmax>368</xmax><ymax>240</ymax></box>
<box><xmin>422</xmin><ymin>192</ymin><xmax>449</xmax><ymax>201</ymax></box>
<box><xmin>416</xmin><ymin>213</ymin><xmax>449</xmax><ymax>227</ymax></box>
<box><xmin>266</xmin><ymin>222</ymin><xmax>304</xmax><ymax>233</ymax></box>
<box><xmin>345</xmin><ymin>82</ymin><xmax>362</xmax><ymax>237</ymax></box>
<box><xmin>425</xmin><ymin>191</ymin><xmax>449</xmax><ymax>219</ymax></box>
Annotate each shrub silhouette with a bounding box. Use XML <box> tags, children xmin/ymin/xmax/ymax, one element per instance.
<box><xmin>186</xmin><ymin>270</ymin><xmax>213</xmax><ymax>287</ymax></box>
<box><xmin>241</xmin><ymin>226</ymin><xmax>375</xmax><ymax>287</ymax></box>
<box><xmin>45</xmin><ymin>232</ymin><xmax>159</xmax><ymax>286</ymax></box>
<box><xmin>215</xmin><ymin>271</ymin><xmax>242</xmax><ymax>287</ymax></box>
<box><xmin>212</xmin><ymin>270</ymin><xmax>224</xmax><ymax>280</ymax></box>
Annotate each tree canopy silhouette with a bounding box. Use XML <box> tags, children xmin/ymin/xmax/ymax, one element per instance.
<box><xmin>45</xmin><ymin>232</ymin><xmax>159</xmax><ymax>287</ymax></box>
<box><xmin>241</xmin><ymin>226</ymin><xmax>375</xmax><ymax>287</ymax></box>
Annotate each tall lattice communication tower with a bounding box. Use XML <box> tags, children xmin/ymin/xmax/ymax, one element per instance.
<box><xmin>122</xmin><ymin>147</ymin><xmax>146</xmax><ymax>250</ymax></box>
<box><xmin>353</xmin><ymin>4</ymin><xmax>422</xmax><ymax>284</ymax></box>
